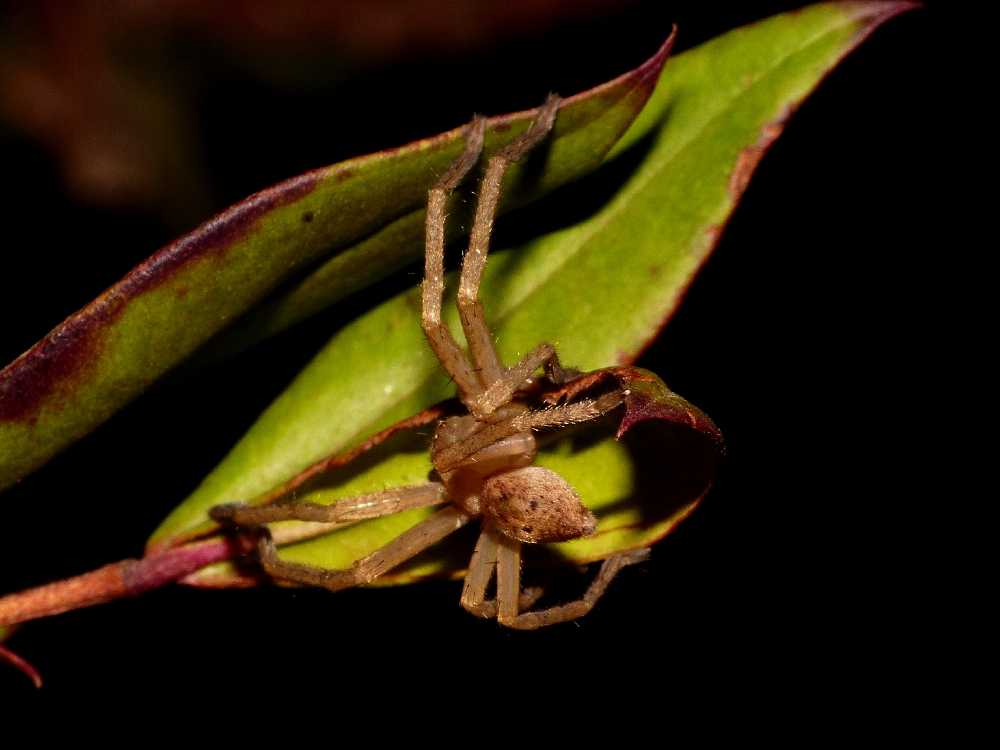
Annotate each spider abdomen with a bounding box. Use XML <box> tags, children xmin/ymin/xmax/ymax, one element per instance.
<box><xmin>482</xmin><ymin>466</ymin><xmax>597</xmax><ymax>544</ymax></box>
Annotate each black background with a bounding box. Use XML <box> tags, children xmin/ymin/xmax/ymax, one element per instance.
<box><xmin>0</xmin><ymin>1</ymin><xmax>942</xmax><ymax>706</ymax></box>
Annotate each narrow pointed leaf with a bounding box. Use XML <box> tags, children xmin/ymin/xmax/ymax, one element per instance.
<box><xmin>152</xmin><ymin>2</ymin><xmax>911</xmax><ymax>585</ymax></box>
<box><xmin>0</xmin><ymin>39</ymin><xmax>669</xmax><ymax>492</ymax></box>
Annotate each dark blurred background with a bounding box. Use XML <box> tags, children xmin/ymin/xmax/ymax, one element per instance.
<box><xmin>0</xmin><ymin>0</ymin><xmax>939</xmax><ymax>702</ymax></box>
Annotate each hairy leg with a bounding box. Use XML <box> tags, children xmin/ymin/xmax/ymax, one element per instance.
<box><xmin>211</xmin><ymin>482</ymin><xmax>447</xmax><ymax>527</ymax></box>
<box><xmin>435</xmin><ymin>389</ymin><xmax>625</xmax><ymax>473</ymax></box>
<box><xmin>255</xmin><ymin>507</ymin><xmax>471</xmax><ymax>592</ymax></box>
<box><xmin>457</xmin><ymin>94</ymin><xmax>561</xmax><ymax>388</ymax></box>
<box><xmin>471</xmin><ymin>342</ymin><xmax>555</xmax><ymax>418</ymax></box>
<box><xmin>422</xmin><ymin>117</ymin><xmax>487</xmax><ymax>403</ymax></box>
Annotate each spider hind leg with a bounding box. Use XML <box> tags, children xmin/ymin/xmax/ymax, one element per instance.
<box><xmin>496</xmin><ymin>537</ymin><xmax>650</xmax><ymax>630</ymax></box>
<box><xmin>459</xmin><ymin>527</ymin><xmax>650</xmax><ymax>630</ymax></box>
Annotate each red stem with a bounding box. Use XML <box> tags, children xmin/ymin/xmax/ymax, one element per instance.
<box><xmin>0</xmin><ymin>536</ymin><xmax>235</xmax><ymax>628</ymax></box>
<box><xmin>0</xmin><ymin>640</ymin><xmax>43</xmax><ymax>688</ymax></box>
<box><xmin>0</xmin><ymin>535</ymin><xmax>248</xmax><ymax>688</ymax></box>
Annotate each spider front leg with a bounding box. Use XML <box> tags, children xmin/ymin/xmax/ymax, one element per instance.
<box><xmin>456</xmin><ymin>94</ymin><xmax>561</xmax><ymax>392</ymax></box>
<box><xmin>434</xmin><ymin>389</ymin><xmax>626</xmax><ymax>474</ymax></box>
<box><xmin>422</xmin><ymin>96</ymin><xmax>562</xmax><ymax>413</ymax></box>
<box><xmin>422</xmin><ymin>117</ymin><xmax>487</xmax><ymax>405</ymax></box>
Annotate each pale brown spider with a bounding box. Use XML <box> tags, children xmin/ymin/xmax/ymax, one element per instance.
<box><xmin>211</xmin><ymin>96</ymin><xmax>649</xmax><ymax>629</ymax></box>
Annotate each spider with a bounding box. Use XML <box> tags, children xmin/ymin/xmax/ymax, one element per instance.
<box><xmin>211</xmin><ymin>95</ymin><xmax>650</xmax><ymax>629</ymax></box>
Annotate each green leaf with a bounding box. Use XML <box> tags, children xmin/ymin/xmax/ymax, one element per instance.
<box><xmin>151</xmin><ymin>2</ymin><xmax>911</xmax><ymax>585</ymax></box>
<box><xmin>0</xmin><ymin>39</ymin><xmax>668</xmax><ymax>492</ymax></box>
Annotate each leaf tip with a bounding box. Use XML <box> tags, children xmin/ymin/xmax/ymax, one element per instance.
<box><xmin>634</xmin><ymin>25</ymin><xmax>678</xmax><ymax>92</ymax></box>
<box><xmin>841</xmin><ymin>0</ymin><xmax>922</xmax><ymax>30</ymax></box>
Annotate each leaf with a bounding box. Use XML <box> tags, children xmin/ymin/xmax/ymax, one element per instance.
<box><xmin>0</xmin><ymin>38</ymin><xmax>670</xmax><ymax>492</ymax></box>
<box><xmin>150</xmin><ymin>2</ymin><xmax>912</xmax><ymax>584</ymax></box>
<box><xmin>188</xmin><ymin>368</ymin><xmax>723</xmax><ymax>587</ymax></box>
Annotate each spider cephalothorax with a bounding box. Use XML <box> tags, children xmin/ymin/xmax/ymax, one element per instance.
<box><xmin>211</xmin><ymin>96</ymin><xmax>657</xmax><ymax>628</ymax></box>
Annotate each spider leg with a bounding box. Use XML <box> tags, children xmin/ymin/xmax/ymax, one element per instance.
<box><xmin>460</xmin><ymin>526</ymin><xmax>542</xmax><ymax>618</ymax></box>
<box><xmin>495</xmin><ymin>532</ymin><xmax>524</xmax><ymax>623</ymax></box>
<box><xmin>466</xmin><ymin>588</ymin><xmax>545</xmax><ymax>620</ymax></box>
<box><xmin>471</xmin><ymin>341</ymin><xmax>557</xmax><ymax>418</ymax></box>
<box><xmin>495</xmin><ymin>541</ymin><xmax>651</xmax><ymax>631</ymax></box>
<box><xmin>460</xmin><ymin>524</ymin><xmax>499</xmax><ymax>611</ymax></box>
<box><xmin>471</xmin><ymin>342</ymin><xmax>583</xmax><ymax>421</ymax></box>
<box><xmin>255</xmin><ymin>506</ymin><xmax>471</xmax><ymax>592</ymax></box>
<box><xmin>422</xmin><ymin>117</ymin><xmax>488</xmax><ymax>403</ymax></box>
<box><xmin>457</xmin><ymin>94</ymin><xmax>561</xmax><ymax>389</ymax></box>
<box><xmin>211</xmin><ymin>482</ymin><xmax>446</xmax><ymax>528</ymax></box>
<box><xmin>435</xmin><ymin>390</ymin><xmax>625</xmax><ymax>474</ymax></box>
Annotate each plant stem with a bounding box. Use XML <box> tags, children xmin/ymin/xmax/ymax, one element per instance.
<box><xmin>0</xmin><ymin>639</ymin><xmax>42</xmax><ymax>688</ymax></box>
<box><xmin>0</xmin><ymin>536</ymin><xmax>236</xmax><ymax>628</ymax></box>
